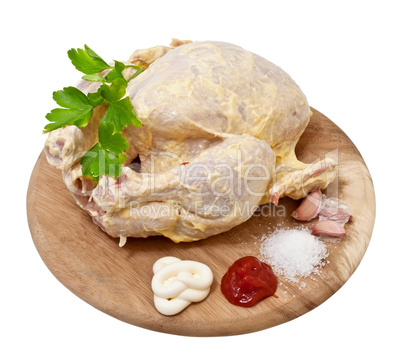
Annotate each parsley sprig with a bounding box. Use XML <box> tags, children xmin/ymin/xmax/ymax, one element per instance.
<box><xmin>44</xmin><ymin>45</ymin><xmax>144</xmax><ymax>182</ymax></box>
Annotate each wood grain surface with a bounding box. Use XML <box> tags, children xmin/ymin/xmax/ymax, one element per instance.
<box><xmin>27</xmin><ymin>108</ymin><xmax>375</xmax><ymax>336</ymax></box>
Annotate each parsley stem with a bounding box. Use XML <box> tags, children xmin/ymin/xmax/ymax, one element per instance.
<box><xmin>125</xmin><ymin>64</ymin><xmax>143</xmax><ymax>70</ymax></box>
<box><xmin>126</xmin><ymin>65</ymin><xmax>144</xmax><ymax>82</ymax></box>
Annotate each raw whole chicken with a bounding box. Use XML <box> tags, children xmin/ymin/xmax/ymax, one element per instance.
<box><xmin>44</xmin><ymin>40</ymin><xmax>336</xmax><ymax>245</ymax></box>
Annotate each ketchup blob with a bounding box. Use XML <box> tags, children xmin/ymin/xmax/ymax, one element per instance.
<box><xmin>221</xmin><ymin>256</ymin><xmax>277</xmax><ymax>307</ymax></box>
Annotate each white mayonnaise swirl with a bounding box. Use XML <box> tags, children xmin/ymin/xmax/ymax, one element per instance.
<box><xmin>151</xmin><ymin>256</ymin><xmax>213</xmax><ymax>316</ymax></box>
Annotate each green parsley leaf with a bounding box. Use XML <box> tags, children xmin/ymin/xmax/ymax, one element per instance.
<box><xmin>82</xmin><ymin>74</ymin><xmax>106</xmax><ymax>83</ymax></box>
<box><xmin>80</xmin><ymin>143</ymin><xmax>100</xmax><ymax>179</ymax></box>
<box><xmin>98</xmin><ymin>122</ymin><xmax>128</xmax><ymax>155</ymax></box>
<box><xmin>80</xmin><ymin>141</ymin><xmax>126</xmax><ymax>182</ymax></box>
<box><xmin>44</xmin><ymin>108</ymin><xmax>92</xmax><ymax>131</ymax></box>
<box><xmin>99</xmin><ymin>78</ymin><xmax>127</xmax><ymax>103</ymax></box>
<box><xmin>103</xmin><ymin>96</ymin><xmax>143</xmax><ymax>132</ymax></box>
<box><xmin>99</xmin><ymin>148</ymin><xmax>124</xmax><ymax>178</ymax></box>
<box><xmin>52</xmin><ymin>86</ymin><xmax>92</xmax><ymax>109</ymax></box>
<box><xmin>105</xmin><ymin>60</ymin><xmax>126</xmax><ymax>83</ymax></box>
<box><xmin>68</xmin><ymin>44</ymin><xmax>111</xmax><ymax>74</ymax></box>
<box><xmin>87</xmin><ymin>89</ymin><xmax>105</xmax><ymax>107</ymax></box>
<box><xmin>44</xmin><ymin>87</ymin><xmax>93</xmax><ymax>132</ymax></box>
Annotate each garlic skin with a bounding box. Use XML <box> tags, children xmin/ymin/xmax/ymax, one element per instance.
<box><xmin>291</xmin><ymin>189</ymin><xmax>323</xmax><ymax>221</ymax></box>
<box><xmin>311</xmin><ymin>220</ymin><xmax>347</xmax><ymax>238</ymax></box>
<box><xmin>319</xmin><ymin>197</ymin><xmax>352</xmax><ymax>225</ymax></box>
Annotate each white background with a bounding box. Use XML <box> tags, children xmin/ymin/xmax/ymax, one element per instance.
<box><xmin>1</xmin><ymin>0</ymin><xmax>400</xmax><ymax>363</ymax></box>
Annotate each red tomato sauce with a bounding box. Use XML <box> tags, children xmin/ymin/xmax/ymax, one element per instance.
<box><xmin>221</xmin><ymin>256</ymin><xmax>277</xmax><ymax>307</ymax></box>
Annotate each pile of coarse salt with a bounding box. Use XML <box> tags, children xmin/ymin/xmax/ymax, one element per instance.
<box><xmin>260</xmin><ymin>227</ymin><xmax>328</xmax><ymax>283</ymax></box>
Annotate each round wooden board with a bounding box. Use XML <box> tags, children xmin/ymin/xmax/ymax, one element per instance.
<box><xmin>27</xmin><ymin>108</ymin><xmax>375</xmax><ymax>336</ymax></box>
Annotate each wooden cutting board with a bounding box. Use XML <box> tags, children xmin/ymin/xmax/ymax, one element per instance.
<box><xmin>27</xmin><ymin>108</ymin><xmax>375</xmax><ymax>336</ymax></box>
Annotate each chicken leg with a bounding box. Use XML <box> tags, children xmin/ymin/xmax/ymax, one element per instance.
<box><xmin>66</xmin><ymin>133</ymin><xmax>275</xmax><ymax>243</ymax></box>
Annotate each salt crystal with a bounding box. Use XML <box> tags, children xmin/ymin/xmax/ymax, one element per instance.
<box><xmin>260</xmin><ymin>227</ymin><xmax>328</xmax><ymax>282</ymax></box>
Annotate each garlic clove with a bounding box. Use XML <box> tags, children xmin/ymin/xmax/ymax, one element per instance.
<box><xmin>291</xmin><ymin>189</ymin><xmax>323</xmax><ymax>221</ymax></box>
<box><xmin>310</xmin><ymin>220</ymin><xmax>347</xmax><ymax>238</ymax></box>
